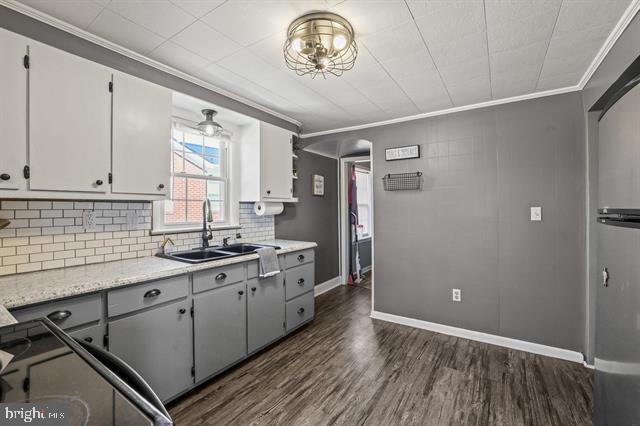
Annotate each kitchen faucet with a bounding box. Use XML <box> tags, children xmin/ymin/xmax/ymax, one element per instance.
<box><xmin>202</xmin><ymin>199</ymin><xmax>213</xmax><ymax>248</ymax></box>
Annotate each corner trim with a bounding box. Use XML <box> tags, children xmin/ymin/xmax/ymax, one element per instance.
<box><xmin>0</xmin><ymin>0</ymin><xmax>302</xmax><ymax>129</ymax></box>
<box><xmin>577</xmin><ymin>0</ymin><xmax>640</xmax><ymax>89</ymax></box>
<box><xmin>314</xmin><ymin>276</ymin><xmax>342</xmax><ymax>297</ymax></box>
<box><xmin>370</xmin><ymin>310</ymin><xmax>585</xmax><ymax>364</ymax></box>
<box><xmin>300</xmin><ymin>86</ymin><xmax>581</xmax><ymax>138</ymax></box>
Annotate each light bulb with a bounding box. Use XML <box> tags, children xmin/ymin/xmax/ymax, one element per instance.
<box><xmin>333</xmin><ymin>34</ymin><xmax>347</xmax><ymax>50</ymax></box>
<box><xmin>318</xmin><ymin>57</ymin><xmax>329</xmax><ymax>69</ymax></box>
<box><xmin>204</xmin><ymin>125</ymin><xmax>215</xmax><ymax>136</ymax></box>
<box><xmin>292</xmin><ymin>38</ymin><xmax>303</xmax><ymax>53</ymax></box>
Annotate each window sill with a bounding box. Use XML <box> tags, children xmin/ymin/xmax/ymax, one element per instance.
<box><xmin>150</xmin><ymin>224</ymin><xmax>242</xmax><ymax>236</ymax></box>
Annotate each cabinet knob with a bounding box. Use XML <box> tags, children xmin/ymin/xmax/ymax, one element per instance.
<box><xmin>95</xmin><ymin>179</ymin><xmax>103</xmax><ymax>186</ymax></box>
<box><xmin>251</xmin><ymin>287</ymin><xmax>257</xmax><ymax>292</ymax></box>
<box><xmin>158</xmin><ymin>184</ymin><xmax>165</xmax><ymax>190</ymax></box>
<box><xmin>143</xmin><ymin>289</ymin><xmax>161</xmax><ymax>298</ymax></box>
<box><xmin>47</xmin><ymin>310</ymin><xmax>72</xmax><ymax>322</ymax></box>
<box><xmin>266</xmin><ymin>190</ymin><xmax>271</xmax><ymax>195</ymax></box>
<box><xmin>297</xmin><ymin>278</ymin><xmax>305</xmax><ymax>285</ymax></box>
<box><xmin>297</xmin><ymin>307</ymin><xmax>305</xmax><ymax>314</ymax></box>
<box><xmin>179</xmin><ymin>308</ymin><xmax>186</xmax><ymax>314</ymax></box>
<box><xmin>215</xmin><ymin>273</ymin><xmax>227</xmax><ymax>281</ymax></box>
<box><xmin>297</xmin><ymin>254</ymin><xmax>305</xmax><ymax>262</ymax></box>
<box><xmin>238</xmin><ymin>290</ymin><xmax>244</xmax><ymax>296</ymax></box>
<box><xmin>0</xmin><ymin>174</ymin><xmax>10</xmax><ymax>181</ymax></box>
<box><xmin>84</xmin><ymin>337</ymin><xmax>93</xmax><ymax>343</ymax></box>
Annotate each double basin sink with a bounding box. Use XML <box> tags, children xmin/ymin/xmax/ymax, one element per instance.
<box><xmin>158</xmin><ymin>243</ymin><xmax>280</xmax><ymax>264</ymax></box>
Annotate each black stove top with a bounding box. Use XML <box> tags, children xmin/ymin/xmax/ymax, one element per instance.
<box><xmin>0</xmin><ymin>319</ymin><xmax>167</xmax><ymax>425</ymax></box>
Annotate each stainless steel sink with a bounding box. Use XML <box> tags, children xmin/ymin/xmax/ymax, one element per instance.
<box><xmin>158</xmin><ymin>243</ymin><xmax>280</xmax><ymax>264</ymax></box>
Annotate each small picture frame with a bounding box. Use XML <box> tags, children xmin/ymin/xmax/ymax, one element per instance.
<box><xmin>385</xmin><ymin>145</ymin><xmax>420</xmax><ymax>161</ymax></box>
<box><xmin>312</xmin><ymin>174</ymin><xmax>325</xmax><ymax>196</ymax></box>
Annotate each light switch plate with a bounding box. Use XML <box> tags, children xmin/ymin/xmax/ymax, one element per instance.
<box><xmin>82</xmin><ymin>211</ymin><xmax>97</xmax><ymax>231</ymax></box>
<box><xmin>530</xmin><ymin>206</ymin><xmax>542</xmax><ymax>221</ymax></box>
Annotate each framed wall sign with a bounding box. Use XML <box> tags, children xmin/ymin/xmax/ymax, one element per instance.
<box><xmin>312</xmin><ymin>174</ymin><xmax>325</xmax><ymax>196</ymax></box>
<box><xmin>385</xmin><ymin>145</ymin><xmax>420</xmax><ymax>161</ymax></box>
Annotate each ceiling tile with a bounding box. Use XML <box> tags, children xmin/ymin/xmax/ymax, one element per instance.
<box><xmin>88</xmin><ymin>8</ymin><xmax>164</xmax><ymax>54</ymax></box>
<box><xmin>438</xmin><ymin>55</ymin><xmax>490</xmax><ymax>88</ymax></box>
<box><xmin>394</xmin><ymin>74</ymin><xmax>452</xmax><ymax>112</ymax></box>
<box><xmin>380</xmin><ymin>50</ymin><xmax>437</xmax><ymax>80</ymax></box>
<box><xmin>171</xmin><ymin>21</ymin><xmax>241</xmax><ymax>62</ymax></box>
<box><xmin>485</xmin><ymin>0</ymin><xmax>561</xmax><ymax>54</ymax></box>
<box><xmin>170</xmin><ymin>0</ymin><xmax>226</xmax><ymax>18</ymax></box>
<box><xmin>107</xmin><ymin>0</ymin><xmax>195</xmax><ymax>38</ymax></box>
<box><xmin>536</xmin><ymin>72</ymin><xmax>582</xmax><ymax>91</ymax></box>
<box><xmin>447</xmin><ymin>75</ymin><xmax>492</xmax><ymax>106</ymax></box>
<box><xmin>149</xmin><ymin>40</ymin><xmax>209</xmax><ymax>73</ymax></box>
<box><xmin>360</xmin><ymin>21</ymin><xmax>426</xmax><ymax>63</ymax></box>
<box><xmin>19</xmin><ymin>0</ymin><xmax>104</xmax><ymax>29</ymax></box>
<box><xmin>491</xmin><ymin>78</ymin><xmax>537</xmax><ymax>99</ymax></box>
<box><xmin>552</xmin><ymin>0</ymin><xmax>632</xmax><ymax>36</ymax></box>
<box><xmin>331</xmin><ymin>0</ymin><xmax>414</xmax><ymax>37</ymax></box>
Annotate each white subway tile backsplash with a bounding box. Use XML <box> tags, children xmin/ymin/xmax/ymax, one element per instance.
<box><xmin>0</xmin><ymin>201</ymin><xmax>274</xmax><ymax>276</ymax></box>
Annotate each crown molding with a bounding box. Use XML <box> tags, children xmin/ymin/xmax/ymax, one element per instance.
<box><xmin>577</xmin><ymin>0</ymin><xmax>640</xmax><ymax>89</ymax></box>
<box><xmin>0</xmin><ymin>0</ymin><xmax>302</xmax><ymax>129</ymax></box>
<box><xmin>300</xmin><ymin>85</ymin><xmax>581</xmax><ymax>138</ymax></box>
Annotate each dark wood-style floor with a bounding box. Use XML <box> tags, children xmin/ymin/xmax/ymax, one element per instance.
<box><xmin>168</xmin><ymin>285</ymin><xmax>593</xmax><ymax>425</ymax></box>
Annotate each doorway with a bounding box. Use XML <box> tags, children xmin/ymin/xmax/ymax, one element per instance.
<box><xmin>339</xmin><ymin>155</ymin><xmax>373</xmax><ymax>294</ymax></box>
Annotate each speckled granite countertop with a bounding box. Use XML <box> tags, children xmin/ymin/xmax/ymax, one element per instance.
<box><xmin>0</xmin><ymin>240</ymin><xmax>316</xmax><ymax>325</ymax></box>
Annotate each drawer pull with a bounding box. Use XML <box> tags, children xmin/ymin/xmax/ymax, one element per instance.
<box><xmin>0</xmin><ymin>173</ymin><xmax>10</xmax><ymax>181</ymax></box>
<box><xmin>47</xmin><ymin>310</ymin><xmax>72</xmax><ymax>322</ymax></box>
<box><xmin>215</xmin><ymin>273</ymin><xmax>227</xmax><ymax>281</ymax></box>
<box><xmin>158</xmin><ymin>183</ymin><xmax>165</xmax><ymax>190</ymax></box>
<box><xmin>297</xmin><ymin>278</ymin><xmax>305</xmax><ymax>285</ymax></box>
<box><xmin>297</xmin><ymin>307</ymin><xmax>305</xmax><ymax>314</ymax></box>
<box><xmin>238</xmin><ymin>290</ymin><xmax>244</xmax><ymax>296</ymax></box>
<box><xmin>95</xmin><ymin>179</ymin><xmax>103</xmax><ymax>186</ymax></box>
<box><xmin>84</xmin><ymin>337</ymin><xmax>93</xmax><ymax>343</ymax></box>
<box><xmin>143</xmin><ymin>289</ymin><xmax>161</xmax><ymax>298</ymax></box>
<box><xmin>297</xmin><ymin>254</ymin><xmax>305</xmax><ymax>262</ymax></box>
<box><xmin>179</xmin><ymin>308</ymin><xmax>186</xmax><ymax>314</ymax></box>
<box><xmin>251</xmin><ymin>287</ymin><xmax>257</xmax><ymax>292</ymax></box>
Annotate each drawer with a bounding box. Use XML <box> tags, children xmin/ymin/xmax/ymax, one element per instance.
<box><xmin>193</xmin><ymin>263</ymin><xmax>244</xmax><ymax>294</ymax></box>
<box><xmin>11</xmin><ymin>294</ymin><xmax>102</xmax><ymax>330</ymax></box>
<box><xmin>69</xmin><ymin>323</ymin><xmax>103</xmax><ymax>347</ymax></box>
<box><xmin>247</xmin><ymin>257</ymin><xmax>284</xmax><ymax>279</ymax></box>
<box><xmin>285</xmin><ymin>291</ymin><xmax>315</xmax><ymax>332</ymax></box>
<box><xmin>284</xmin><ymin>249</ymin><xmax>314</xmax><ymax>269</ymax></box>
<box><xmin>285</xmin><ymin>262</ymin><xmax>315</xmax><ymax>301</ymax></box>
<box><xmin>108</xmin><ymin>275</ymin><xmax>188</xmax><ymax>317</ymax></box>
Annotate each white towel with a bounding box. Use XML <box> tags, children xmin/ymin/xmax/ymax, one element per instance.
<box><xmin>256</xmin><ymin>247</ymin><xmax>280</xmax><ymax>278</ymax></box>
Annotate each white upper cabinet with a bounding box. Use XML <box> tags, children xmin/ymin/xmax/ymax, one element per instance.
<box><xmin>239</xmin><ymin>121</ymin><xmax>294</xmax><ymax>202</ymax></box>
<box><xmin>112</xmin><ymin>72</ymin><xmax>171</xmax><ymax>196</ymax></box>
<box><xmin>0</xmin><ymin>29</ymin><xmax>27</xmax><ymax>191</ymax></box>
<box><xmin>28</xmin><ymin>42</ymin><xmax>111</xmax><ymax>193</ymax></box>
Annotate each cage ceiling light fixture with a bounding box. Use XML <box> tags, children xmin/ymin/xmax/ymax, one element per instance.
<box><xmin>197</xmin><ymin>109</ymin><xmax>223</xmax><ymax>137</ymax></box>
<box><xmin>284</xmin><ymin>11</ymin><xmax>357</xmax><ymax>79</ymax></box>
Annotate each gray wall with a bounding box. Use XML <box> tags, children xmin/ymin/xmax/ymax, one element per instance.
<box><xmin>0</xmin><ymin>5</ymin><xmax>297</xmax><ymax>133</ymax></box>
<box><xmin>275</xmin><ymin>150</ymin><xmax>339</xmax><ymax>285</ymax></box>
<box><xmin>303</xmin><ymin>92</ymin><xmax>586</xmax><ymax>353</ymax></box>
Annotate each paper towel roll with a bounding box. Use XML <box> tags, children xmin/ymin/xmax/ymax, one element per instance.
<box><xmin>254</xmin><ymin>201</ymin><xmax>284</xmax><ymax>216</ymax></box>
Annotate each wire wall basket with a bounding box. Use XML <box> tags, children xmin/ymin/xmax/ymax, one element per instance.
<box><xmin>382</xmin><ymin>172</ymin><xmax>422</xmax><ymax>191</ymax></box>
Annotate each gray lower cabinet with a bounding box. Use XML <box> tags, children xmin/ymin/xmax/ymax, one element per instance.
<box><xmin>194</xmin><ymin>282</ymin><xmax>247</xmax><ymax>382</ymax></box>
<box><xmin>247</xmin><ymin>273</ymin><xmax>285</xmax><ymax>354</ymax></box>
<box><xmin>108</xmin><ymin>299</ymin><xmax>192</xmax><ymax>402</ymax></box>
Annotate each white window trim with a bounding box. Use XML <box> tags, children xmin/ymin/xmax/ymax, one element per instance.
<box><xmin>152</xmin><ymin>118</ymin><xmax>240</xmax><ymax>234</ymax></box>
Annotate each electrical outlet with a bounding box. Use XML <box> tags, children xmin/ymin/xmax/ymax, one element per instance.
<box><xmin>82</xmin><ymin>211</ymin><xmax>97</xmax><ymax>231</ymax></box>
<box><xmin>452</xmin><ymin>289</ymin><xmax>461</xmax><ymax>302</ymax></box>
<box><xmin>530</xmin><ymin>206</ymin><xmax>542</xmax><ymax>221</ymax></box>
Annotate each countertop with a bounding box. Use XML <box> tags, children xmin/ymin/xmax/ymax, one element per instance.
<box><xmin>0</xmin><ymin>239</ymin><xmax>316</xmax><ymax>326</ymax></box>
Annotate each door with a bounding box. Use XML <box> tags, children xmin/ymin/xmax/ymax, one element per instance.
<box><xmin>193</xmin><ymin>282</ymin><xmax>247</xmax><ymax>382</ymax></box>
<box><xmin>112</xmin><ymin>72</ymin><xmax>171</xmax><ymax>196</ymax></box>
<box><xmin>28</xmin><ymin>42</ymin><xmax>111</xmax><ymax>192</ymax></box>
<box><xmin>0</xmin><ymin>28</ymin><xmax>27</xmax><ymax>191</ymax></box>
<box><xmin>109</xmin><ymin>299</ymin><xmax>192</xmax><ymax>402</ymax></box>
<box><xmin>260</xmin><ymin>122</ymin><xmax>292</xmax><ymax>199</ymax></box>
<box><xmin>247</xmin><ymin>273</ymin><xmax>284</xmax><ymax>353</ymax></box>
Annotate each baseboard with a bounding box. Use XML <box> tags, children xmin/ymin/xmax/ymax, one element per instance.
<box><xmin>314</xmin><ymin>276</ymin><xmax>343</xmax><ymax>297</ymax></box>
<box><xmin>370</xmin><ymin>310</ymin><xmax>585</xmax><ymax>364</ymax></box>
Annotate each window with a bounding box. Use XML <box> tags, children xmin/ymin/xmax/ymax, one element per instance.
<box><xmin>153</xmin><ymin>120</ymin><xmax>234</xmax><ymax>232</ymax></box>
<box><xmin>355</xmin><ymin>168</ymin><xmax>372</xmax><ymax>239</ymax></box>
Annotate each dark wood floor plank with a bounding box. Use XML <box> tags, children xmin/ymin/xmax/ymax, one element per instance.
<box><xmin>168</xmin><ymin>285</ymin><xmax>593</xmax><ymax>425</ymax></box>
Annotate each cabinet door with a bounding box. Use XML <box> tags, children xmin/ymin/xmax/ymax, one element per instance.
<box><xmin>0</xmin><ymin>29</ymin><xmax>27</xmax><ymax>190</ymax></box>
<box><xmin>109</xmin><ymin>299</ymin><xmax>192</xmax><ymax>402</ymax></box>
<box><xmin>28</xmin><ymin>42</ymin><xmax>111</xmax><ymax>192</ymax></box>
<box><xmin>247</xmin><ymin>274</ymin><xmax>284</xmax><ymax>353</ymax></box>
<box><xmin>112</xmin><ymin>72</ymin><xmax>171</xmax><ymax>196</ymax></box>
<box><xmin>194</xmin><ymin>282</ymin><xmax>246</xmax><ymax>382</ymax></box>
<box><xmin>260</xmin><ymin>122</ymin><xmax>293</xmax><ymax>199</ymax></box>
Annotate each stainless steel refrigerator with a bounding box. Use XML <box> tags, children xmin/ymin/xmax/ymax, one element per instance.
<box><xmin>595</xmin><ymin>77</ymin><xmax>640</xmax><ymax>425</ymax></box>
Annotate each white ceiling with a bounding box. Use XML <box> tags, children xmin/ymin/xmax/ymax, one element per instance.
<box><xmin>15</xmin><ymin>0</ymin><xmax>634</xmax><ymax>133</ymax></box>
